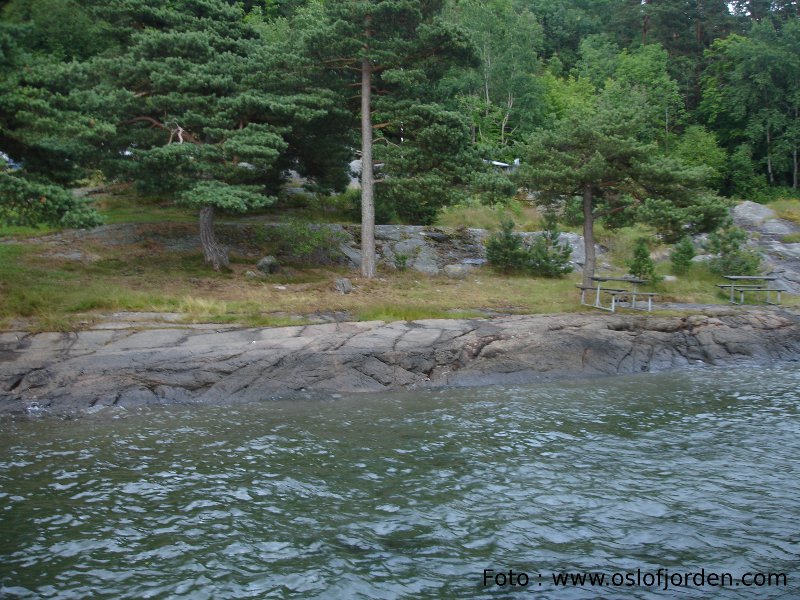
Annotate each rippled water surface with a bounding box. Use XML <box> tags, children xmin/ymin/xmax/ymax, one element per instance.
<box><xmin>1</xmin><ymin>366</ymin><xmax>799</xmax><ymax>599</ymax></box>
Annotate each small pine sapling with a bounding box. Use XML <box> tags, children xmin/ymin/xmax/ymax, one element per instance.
<box><xmin>627</xmin><ymin>238</ymin><xmax>659</xmax><ymax>282</ymax></box>
<box><xmin>670</xmin><ymin>236</ymin><xmax>696</xmax><ymax>274</ymax></box>
<box><xmin>528</xmin><ymin>211</ymin><xmax>573</xmax><ymax>277</ymax></box>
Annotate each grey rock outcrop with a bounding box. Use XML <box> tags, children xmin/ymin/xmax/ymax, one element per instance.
<box><xmin>256</xmin><ymin>255</ymin><xmax>279</xmax><ymax>274</ymax></box>
<box><xmin>337</xmin><ymin>224</ymin><xmax>591</xmax><ymax>275</ymax></box>
<box><xmin>732</xmin><ymin>200</ymin><xmax>800</xmax><ymax>293</ymax></box>
<box><xmin>2</xmin><ymin>309</ymin><xmax>798</xmax><ymax>416</ymax></box>
<box><xmin>443</xmin><ymin>264</ymin><xmax>473</xmax><ymax>279</ymax></box>
<box><xmin>732</xmin><ymin>201</ymin><xmax>776</xmax><ymax>228</ymax></box>
<box><xmin>334</xmin><ymin>278</ymin><xmax>353</xmax><ymax>294</ymax></box>
<box><xmin>5</xmin><ymin>221</ymin><xmax>596</xmax><ymax>278</ymax></box>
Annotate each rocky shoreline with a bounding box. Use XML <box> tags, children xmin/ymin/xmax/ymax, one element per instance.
<box><xmin>1</xmin><ymin>307</ymin><xmax>799</xmax><ymax>417</ymax></box>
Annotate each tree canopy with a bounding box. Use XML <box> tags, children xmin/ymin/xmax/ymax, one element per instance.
<box><xmin>518</xmin><ymin>86</ymin><xmax>727</xmax><ymax>285</ymax></box>
<box><xmin>1</xmin><ymin>0</ymin><xmax>797</xmax><ymax>273</ymax></box>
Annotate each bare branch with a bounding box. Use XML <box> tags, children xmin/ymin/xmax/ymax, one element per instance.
<box><xmin>123</xmin><ymin>116</ymin><xmax>201</xmax><ymax>145</ymax></box>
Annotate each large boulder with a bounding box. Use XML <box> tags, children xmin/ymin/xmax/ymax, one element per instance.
<box><xmin>732</xmin><ymin>200</ymin><xmax>776</xmax><ymax>229</ymax></box>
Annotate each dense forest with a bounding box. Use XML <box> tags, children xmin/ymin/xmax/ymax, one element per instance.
<box><xmin>1</xmin><ymin>0</ymin><xmax>798</xmax><ymax>277</ymax></box>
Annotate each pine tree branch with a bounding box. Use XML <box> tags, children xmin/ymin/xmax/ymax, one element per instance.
<box><xmin>123</xmin><ymin>117</ymin><xmax>201</xmax><ymax>145</ymax></box>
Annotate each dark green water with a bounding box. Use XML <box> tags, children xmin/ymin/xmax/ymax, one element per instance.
<box><xmin>1</xmin><ymin>366</ymin><xmax>799</xmax><ymax>599</ymax></box>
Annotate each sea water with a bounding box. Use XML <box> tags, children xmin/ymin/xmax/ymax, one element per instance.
<box><xmin>1</xmin><ymin>365</ymin><xmax>799</xmax><ymax>599</ymax></box>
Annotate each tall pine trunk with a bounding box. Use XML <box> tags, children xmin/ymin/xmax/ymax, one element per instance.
<box><xmin>794</xmin><ymin>106</ymin><xmax>798</xmax><ymax>189</ymax></box>
<box><xmin>766</xmin><ymin>124</ymin><xmax>774</xmax><ymax>185</ymax></box>
<box><xmin>582</xmin><ymin>185</ymin><xmax>596</xmax><ymax>288</ymax></box>
<box><xmin>360</xmin><ymin>54</ymin><xmax>376</xmax><ymax>279</ymax></box>
<box><xmin>199</xmin><ymin>205</ymin><xmax>228</xmax><ymax>271</ymax></box>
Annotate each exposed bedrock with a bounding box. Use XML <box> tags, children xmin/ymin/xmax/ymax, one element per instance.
<box><xmin>1</xmin><ymin>308</ymin><xmax>799</xmax><ymax>415</ymax></box>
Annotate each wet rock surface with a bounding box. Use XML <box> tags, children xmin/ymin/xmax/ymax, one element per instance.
<box><xmin>2</xmin><ymin>308</ymin><xmax>798</xmax><ymax>416</ymax></box>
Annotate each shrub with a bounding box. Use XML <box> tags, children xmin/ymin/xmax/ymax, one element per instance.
<box><xmin>670</xmin><ymin>236</ymin><xmax>696</xmax><ymax>274</ymax></box>
<box><xmin>627</xmin><ymin>238</ymin><xmax>658</xmax><ymax>281</ymax></box>
<box><xmin>528</xmin><ymin>211</ymin><xmax>573</xmax><ymax>277</ymax></box>
<box><xmin>487</xmin><ymin>216</ymin><xmax>573</xmax><ymax>277</ymax></box>
<box><xmin>272</xmin><ymin>219</ymin><xmax>347</xmax><ymax>265</ymax></box>
<box><xmin>673</xmin><ymin>126</ymin><xmax>726</xmax><ymax>190</ymax></box>
<box><xmin>394</xmin><ymin>253</ymin><xmax>409</xmax><ymax>270</ymax></box>
<box><xmin>705</xmin><ymin>226</ymin><xmax>761</xmax><ymax>275</ymax></box>
<box><xmin>486</xmin><ymin>219</ymin><xmax>528</xmax><ymax>272</ymax></box>
<box><xmin>727</xmin><ymin>144</ymin><xmax>768</xmax><ymax>200</ymax></box>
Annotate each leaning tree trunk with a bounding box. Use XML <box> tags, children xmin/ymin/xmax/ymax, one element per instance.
<box><xmin>582</xmin><ymin>184</ymin><xmax>596</xmax><ymax>289</ymax></box>
<box><xmin>199</xmin><ymin>205</ymin><xmax>229</xmax><ymax>271</ymax></box>
<box><xmin>360</xmin><ymin>52</ymin><xmax>377</xmax><ymax>279</ymax></box>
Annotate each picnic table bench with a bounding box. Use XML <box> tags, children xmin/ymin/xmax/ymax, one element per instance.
<box><xmin>717</xmin><ymin>275</ymin><xmax>785</xmax><ymax>305</ymax></box>
<box><xmin>579</xmin><ymin>277</ymin><xmax>658</xmax><ymax>312</ymax></box>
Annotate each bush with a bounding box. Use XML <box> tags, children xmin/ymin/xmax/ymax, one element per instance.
<box><xmin>627</xmin><ymin>238</ymin><xmax>658</xmax><ymax>281</ymax></box>
<box><xmin>670</xmin><ymin>236</ymin><xmax>696</xmax><ymax>274</ymax></box>
<box><xmin>705</xmin><ymin>226</ymin><xmax>761</xmax><ymax>275</ymax></box>
<box><xmin>487</xmin><ymin>216</ymin><xmax>573</xmax><ymax>277</ymax></box>
<box><xmin>271</xmin><ymin>219</ymin><xmax>347</xmax><ymax>265</ymax></box>
<box><xmin>528</xmin><ymin>212</ymin><xmax>573</xmax><ymax>277</ymax></box>
<box><xmin>673</xmin><ymin>126</ymin><xmax>726</xmax><ymax>190</ymax></box>
<box><xmin>486</xmin><ymin>219</ymin><xmax>528</xmax><ymax>272</ymax></box>
<box><xmin>470</xmin><ymin>171</ymin><xmax>517</xmax><ymax>206</ymax></box>
<box><xmin>638</xmin><ymin>193</ymin><xmax>730</xmax><ymax>242</ymax></box>
<box><xmin>727</xmin><ymin>144</ymin><xmax>768</xmax><ymax>200</ymax></box>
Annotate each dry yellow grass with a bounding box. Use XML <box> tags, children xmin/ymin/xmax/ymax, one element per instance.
<box><xmin>3</xmin><ymin>221</ymin><xmax>797</xmax><ymax>332</ymax></box>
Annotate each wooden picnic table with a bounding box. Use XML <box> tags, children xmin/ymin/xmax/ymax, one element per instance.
<box><xmin>578</xmin><ymin>276</ymin><xmax>657</xmax><ymax>312</ymax></box>
<box><xmin>718</xmin><ymin>275</ymin><xmax>784</xmax><ymax>305</ymax></box>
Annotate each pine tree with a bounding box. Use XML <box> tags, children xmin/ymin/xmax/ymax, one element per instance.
<box><xmin>670</xmin><ymin>236</ymin><xmax>696</xmax><ymax>274</ymax></box>
<box><xmin>0</xmin><ymin>4</ymin><xmax>107</xmax><ymax>227</ymax></box>
<box><xmin>86</xmin><ymin>1</ymin><xmax>326</xmax><ymax>270</ymax></box>
<box><xmin>518</xmin><ymin>85</ymin><xmax>726</xmax><ymax>287</ymax></box>
<box><xmin>627</xmin><ymin>238</ymin><xmax>657</xmax><ymax>281</ymax></box>
<box><xmin>2</xmin><ymin>0</ymin><xmax>347</xmax><ymax>266</ymax></box>
<box><xmin>528</xmin><ymin>211</ymin><xmax>573</xmax><ymax>277</ymax></box>
<box><xmin>304</xmin><ymin>0</ymin><xmax>477</xmax><ymax>277</ymax></box>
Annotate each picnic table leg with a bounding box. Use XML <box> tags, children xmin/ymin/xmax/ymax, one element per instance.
<box><xmin>595</xmin><ymin>285</ymin><xmax>601</xmax><ymax>308</ymax></box>
<box><xmin>730</xmin><ymin>285</ymin><xmax>735</xmax><ymax>304</ymax></box>
<box><xmin>631</xmin><ymin>284</ymin><xmax>638</xmax><ymax>310</ymax></box>
<box><xmin>611</xmin><ymin>294</ymin><xmax>616</xmax><ymax>312</ymax></box>
<box><xmin>647</xmin><ymin>296</ymin><xmax>652</xmax><ymax>312</ymax></box>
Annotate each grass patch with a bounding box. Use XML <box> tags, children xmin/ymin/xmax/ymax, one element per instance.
<box><xmin>3</xmin><ymin>210</ymin><xmax>797</xmax><ymax>332</ymax></box>
<box><xmin>0</xmin><ymin>239</ymin><xmax>593</xmax><ymax>330</ymax></box>
<box><xmin>767</xmin><ymin>198</ymin><xmax>800</xmax><ymax>224</ymax></box>
<box><xmin>655</xmin><ymin>262</ymin><xmax>725</xmax><ymax>303</ymax></box>
<box><xmin>594</xmin><ymin>223</ymin><xmax>662</xmax><ymax>267</ymax></box>
<box><xmin>0</xmin><ymin>223</ymin><xmax>61</xmax><ymax>238</ymax></box>
<box><xmin>781</xmin><ymin>233</ymin><xmax>800</xmax><ymax>243</ymax></box>
<box><xmin>436</xmin><ymin>199</ymin><xmax>542</xmax><ymax>231</ymax></box>
<box><xmin>92</xmin><ymin>194</ymin><xmax>197</xmax><ymax>225</ymax></box>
